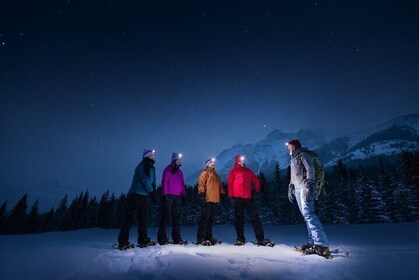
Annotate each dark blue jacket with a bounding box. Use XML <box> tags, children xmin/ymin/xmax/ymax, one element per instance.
<box><xmin>128</xmin><ymin>159</ymin><xmax>156</xmax><ymax>196</ymax></box>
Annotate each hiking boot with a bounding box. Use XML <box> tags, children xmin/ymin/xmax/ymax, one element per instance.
<box><xmin>304</xmin><ymin>244</ymin><xmax>330</xmax><ymax>256</ymax></box>
<box><xmin>208</xmin><ymin>238</ymin><xmax>220</xmax><ymax>245</ymax></box>
<box><xmin>198</xmin><ymin>240</ymin><xmax>211</xmax><ymax>246</ymax></box>
<box><xmin>301</xmin><ymin>243</ymin><xmax>313</xmax><ymax>251</ymax></box>
<box><xmin>234</xmin><ymin>238</ymin><xmax>246</xmax><ymax>246</ymax></box>
<box><xmin>256</xmin><ymin>239</ymin><xmax>275</xmax><ymax>247</ymax></box>
<box><xmin>138</xmin><ymin>238</ymin><xmax>157</xmax><ymax>248</ymax></box>
<box><xmin>116</xmin><ymin>242</ymin><xmax>135</xmax><ymax>250</ymax></box>
<box><xmin>173</xmin><ymin>239</ymin><xmax>188</xmax><ymax>245</ymax></box>
<box><xmin>158</xmin><ymin>239</ymin><xmax>173</xmax><ymax>245</ymax></box>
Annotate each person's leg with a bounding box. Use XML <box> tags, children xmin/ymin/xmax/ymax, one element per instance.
<box><xmin>244</xmin><ymin>199</ymin><xmax>264</xmax><ymax>241</ymax></box>
<box><xmin>295</xmin><ymin>187</ymin><xmax>314</xmax><ymax>245</ymax></box>
<box><xmin>197</xmin><ymin>202</ymin><xmax>211</xmax><ymax>242</ymax></box>
<box><xmin>137</xmin><ymin>195</ymin><xmax>149</xmax><ymax>245</ymax></box>
<box><xmin>157</xmin><ymin>195</ymin><xmax>171</xmax><ymax>244</ymax></box>
<box><xmin>298</xmin><ymin>187</ymin><xmax>328</xmax><ymax>247</ymax></box>
<box><xmin>205</xmin><ymin>203</ymin><xmax>216</xmax><ymax>241</ymax></box>
<box><xmin>118</xmin><ymin>194</ymin><xmax>139</xmax><ymax>245</ymax></box>
<box><xmin>171</xmin><ymin>196</ymin><xmax>182</xmax><ymax>242</ymax></box>
<box><xmin>234</xmin><ymin>198</ymin><xmax>245</xmax><ymax>242</ymax></box>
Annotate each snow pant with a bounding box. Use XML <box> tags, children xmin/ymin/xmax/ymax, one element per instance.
<box><xmin>118</xmin><ymin>193</ymin><xmax>149</xmax><ymax>245</ymax></box>
<box><xmin>197</xmin><ymin>202</ymin><xmax>217</xmax><ymax>242</ymax></box>
<box><xmin>233</xmin><ymin>197</ymin><xmax>264</xmax><ymax>242</ymax></box>
<box><xmin>157</xmin><ymin>195</ymin><xmax>182</xmax><ymax>244</ymax></box>
<box><xmin>295</xmin><ymin>185</ymin><xmax>329</xmax><ymax>247</ymax></box>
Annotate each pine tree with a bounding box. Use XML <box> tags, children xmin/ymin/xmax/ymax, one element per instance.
<box><xmin>326</xmin><ymin>161</ymin><xmax>349</xmax><ymax>224</ymax></box>
<box><xmin>357</xmin><ymin>166</ymin><xmax>389</xmax><ymax>223</ymax></box>
<box><xmin>86</xmin><ymin>196</ymin><xmax>98</xmax><ymax>227</ymax></box>
<box><xmin>394</xmin><ymin>152</ymin><xmax>417</xmax><ymax>221</ymax></box>
<box><xmin>378</xmin><ymin>159</ymin><xmax>397</xmax><ymax>222</ymax></box>
<box><xmin>0</xmin><ymin>201</ymin><xmax>7</xmax><ymax>233</ymax></box>
<box><xmin>115</xmin><ymin>193</ymin><xmax>127</xmax><ymax>228</ymax></box>
<box><xmin>98</xmin><ymin>190</ymin><xmax>111</xmax><ymax>228</ymax></box>
<box><xmin>8</xmin><ymin>194</ymin><xmax>29</xmax><ymax>233</ymax></box>
<box><xmin>41</xmin><ymin>207</ymin><xmax>55</xmax><ymax>232</ymax></box>
<box><xmin>27</xmin><ymin>199</ymin><xmax>40</xmax><ymax>233</ymax></box>
<box><xmin>54</xmin><ymin>194</ymin><xmax>68</xmax><ymax>230</ymax></box>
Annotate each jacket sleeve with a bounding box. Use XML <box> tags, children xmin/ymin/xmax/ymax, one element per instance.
<box><xmin>301</xmin><ymin>152</ymin><xmax>315</xmax><ymax>182</ymax></box>
<box><xmin>227</xmin><ymin>169</ymin><xmax>234</xmax><ymax>198</ymax></box>
<box><xmin>198</xmin><ymin>171</ymin><xmax>208</xmax><ymax>194</ymax></box>
<box><xmin>251</xmin><ymin>171</ymin><xmax>261</xmax><ymax>192</ymax></box>
<box><xmin>139</xmin><ymin>164</ymin><xmax>153</xmax><ymax>193</ymax></box>
<box><xmin>180</xmin><ymin>170</ymin><xmax>187</xmax><ymax>197</ymax></box>
<box><xmin>161</xmin><ymin>168</ymin><xmax>169</xmax><ymax>195</ymax></box>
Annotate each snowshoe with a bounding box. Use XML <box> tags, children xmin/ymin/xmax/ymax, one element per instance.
<box><xmin>197</xmin><ymin>240</ymin><xmax>212</xmax><ymax>246</ymax></box>
<box><xmin>137</xmin><ymin>240</ymin><xmax>157</xmax><ymax>248</ymax></box>
<box><xmin>252</xmin><ymin>239</ymin><xmax>275</xmax><ymax>247</ymax></box>
<box><xmin>209</xmin><ymin>238</ymin><xmax>223</xmax><ymax>246</ymax></box>
<box><xmin>234</xmin><ymin>239</ymin><xmax>246</xmax><ymax>246</ymax></box>
<box><xmin>294</xmin><ymin>245</ymin><xmax>348</xmax><ymax>259</ymax></box>
<box><xmin>173</xmin><ymin>239</ymin><xmax>188</xmax><ymax>245</ymax></box>
<box><xmin>113</xmin><ymin>242</ymin><xmax>136</xmax><ymax>251</ymax></box>
<box><xmin>159</xmin><ymin>239</ymin><xmax>173</xmax><ymax>246</ymax></box>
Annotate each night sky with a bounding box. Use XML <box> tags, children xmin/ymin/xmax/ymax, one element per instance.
<box><xmin>1</xmin><ymin>1</ymin><xmax>418</xmax><ymax>202</ymax></box>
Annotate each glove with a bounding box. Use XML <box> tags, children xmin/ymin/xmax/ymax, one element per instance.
<box><xmin>198</xmin><ymin>192</ymin><xmax>206</xmax><ymax>205</ymax></box>
<box><xmin>150</xmin><ymin>190</ymin><xmax>158</xmax><ymax>205</ymax></box>
<box><xmin>181</xmin><ymin>196</ymin><xmax>186</xmax><ymax>207</ymax></box>
<box><xmin>230</xmin><ymin>198</ymin><xmax>236</xmax><ymax>208</ymax></box>
<box><xmin>288</xmin><ymin>184</ymin><xmax>295</xmax><ymax>203</ymax></box>
<box><xmin>152</xmin><ymin>183</ymin><xmax>157</xmax><ymax>191</ymax></box>
<box><xmin>304</xmin><ymin>181</ymin><xmax>315</xmax><ymax>202</ymax></box>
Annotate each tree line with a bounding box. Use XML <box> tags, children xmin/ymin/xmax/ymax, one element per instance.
<box><xmin>1</xmin><ymin>151</ymin><xmax>417</xmax><ymax>235</ymax></box>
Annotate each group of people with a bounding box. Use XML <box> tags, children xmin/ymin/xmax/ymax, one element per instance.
<box><xmin>116</xmin><ymin>139</ymin><xmax>330</xmax><ymax>257</ymax></box>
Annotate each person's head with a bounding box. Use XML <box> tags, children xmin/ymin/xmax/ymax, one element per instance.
<box><xmin>205</xmin><ymin>158</ymin><xmax>215</xmax><ymax>169</ymax></box>
<box><xmin>234</xmin><ymin>155</ymin><xmax>245</xmax><ymax>167</ymax></box>
<box><xmin>286</xmin><ymin>139</ymin><xmax>301</xmax><ymax>155</ymax></box>
<box><xmin>171</xmin><ymin>152</ymin><xmax>182</xmax><ymax>166</ymax></box>
<box><xmin>143</xmin><ymin>149</ymin><xmax>156</xmax><ymax>160</ymax></box>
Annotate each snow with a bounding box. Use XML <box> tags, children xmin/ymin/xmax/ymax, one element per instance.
<box><xmin>1</xmin><ymin>223</ymin><xmax>418</xmax><ymax>280</ymax></box>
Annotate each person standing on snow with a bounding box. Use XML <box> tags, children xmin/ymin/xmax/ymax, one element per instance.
<box><xmin>196</xmin><ymin>158</ymin><xmax>225</xmax><ymax>245</ymax></box>
<box><xmin>286</xmin><ymin>139</ymin><xmax>329</xmax><ymax>256</ymax></box>
<box><xmin>227</xmin><ymin>155</ymin><xmax>274</xmax><ymax>247</ymax></box>
<box><xmin>157</xmin><ymin>152</ymin><xmax>188</xmax><ymax>245</ymax></box>
<box><xmin>117</xmin><ymin>149</ymin><xmax>158</xmax><ymax>250</ymax></box>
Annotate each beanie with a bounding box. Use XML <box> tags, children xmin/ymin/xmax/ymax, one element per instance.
<box><xmin>205</xmin><ymin>158</ymin><xmax>215</xmax><ymax>167</ymax></box>
<box><xmin>287</xmin><ymin>139</ymin><xmax>301</xmax><ymax>149</ymax></box>
<box><xmin>171</xmin><ymin>152</ymin><xmax>182</xmax><ymax>162</ymax></box>
<box><xmin>143</xmin><ymin>149</ymin><xmax>155</xmax><ymax>159</ymax></box>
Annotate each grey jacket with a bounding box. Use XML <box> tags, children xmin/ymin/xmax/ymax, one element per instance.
<box><xmin>290</xmin><ymin>147</ymin><xmax>315</xmax><ymax>188</ymax></box>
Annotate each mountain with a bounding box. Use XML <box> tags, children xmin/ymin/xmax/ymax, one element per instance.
<box><xmin>186</xmin><ymin>128</ymin><xmax>327</xmax><ymax>184</ymax></box>
<box><xmin>186</xmin><ymin>113</ymin><xmax>419</xmax><ymax>184</ymax></box>
<box><xmin>316</xmin><ymin>113</ymin><xmax>419</xmax><ymax>167</ymax></box>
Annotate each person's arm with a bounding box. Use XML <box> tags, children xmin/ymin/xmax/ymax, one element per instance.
<box><xmin>198</xmin><ymin>171</ymin><xmax>208</xmax><ymax>194</ymax></box>
<box><xmin>251</xmin><ymin>170</ymin><xmax>261</xmax><ymax>192</ymax></box>
<box><xmin>139</xmin><ymin>164</ymin><xmax>153</xmax><ymax>193</ymax></box>
<box><xmin>161</xmin><ymin>168</ymin><xmax>169</xmax><ymax>195</ymax></box>
<box><xmin>301</xmin><ymin>152</ymin><xmax>315</xmax><ymax>183</ymax></box>
<box><xmin>227</xmin><ymin>170</ymin><xmax>234</xmax><ymax>198</ymax></box>
<box><xmin>180</xmin><ymin>170</ymin><xmax>187</xmax><ymax>197</ymax></box>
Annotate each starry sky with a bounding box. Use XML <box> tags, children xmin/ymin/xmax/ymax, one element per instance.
<box><xmin>1</xmin><ymin>0</ymin><xmax>418</xmax><ymax>202</ymax></box>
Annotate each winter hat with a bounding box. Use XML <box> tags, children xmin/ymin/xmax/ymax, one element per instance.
<box><xmin>234</xmin><ymin>155</ymin><xmax>245</xmax><ymax>164</ymax></box>
<box><xmin>287</xmin><ymin>139</ymin><xmax>301</xmax><ymax>149</ymax></box>
<box><xmin>143</xmin><ymin>149</ymin><xmax>155</xmax><ymax>159</ymax></box>
<box><xmin>171</xmin><ymin>152</ymin><xmax>182</xmax><ymax>162</ymax></box>
<box><xmin>205</xmin><ymin>158</ymin><xmax>215</xmax><ymax>167</ymax></box>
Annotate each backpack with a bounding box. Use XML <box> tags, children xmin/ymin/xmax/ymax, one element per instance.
<box><xmin>297</xmin><ymin>150</ymin><xmax>326</xmax><ymax>200</ymax></box>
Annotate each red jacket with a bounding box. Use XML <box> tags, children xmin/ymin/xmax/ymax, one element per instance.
<box><xmin>227</xmin><ymin>164</ymin><xmax>260</xmax><ymax>198</ymax></box>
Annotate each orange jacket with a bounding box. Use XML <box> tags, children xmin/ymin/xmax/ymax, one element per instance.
<box><xmin>227</xmin><ymin>164</ymin><xmax>260</xmax><ymax>198</ymax></box>
<box><xmin>198</xmin><ymin>167</ymin><xmax>225</xmax><ymax>203</ymax></box>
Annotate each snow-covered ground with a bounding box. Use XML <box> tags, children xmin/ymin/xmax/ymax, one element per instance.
<box><xmin>1</xmin><ymin>223</ymin><xmax>418</xmax><ymax>280</ymax></box>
